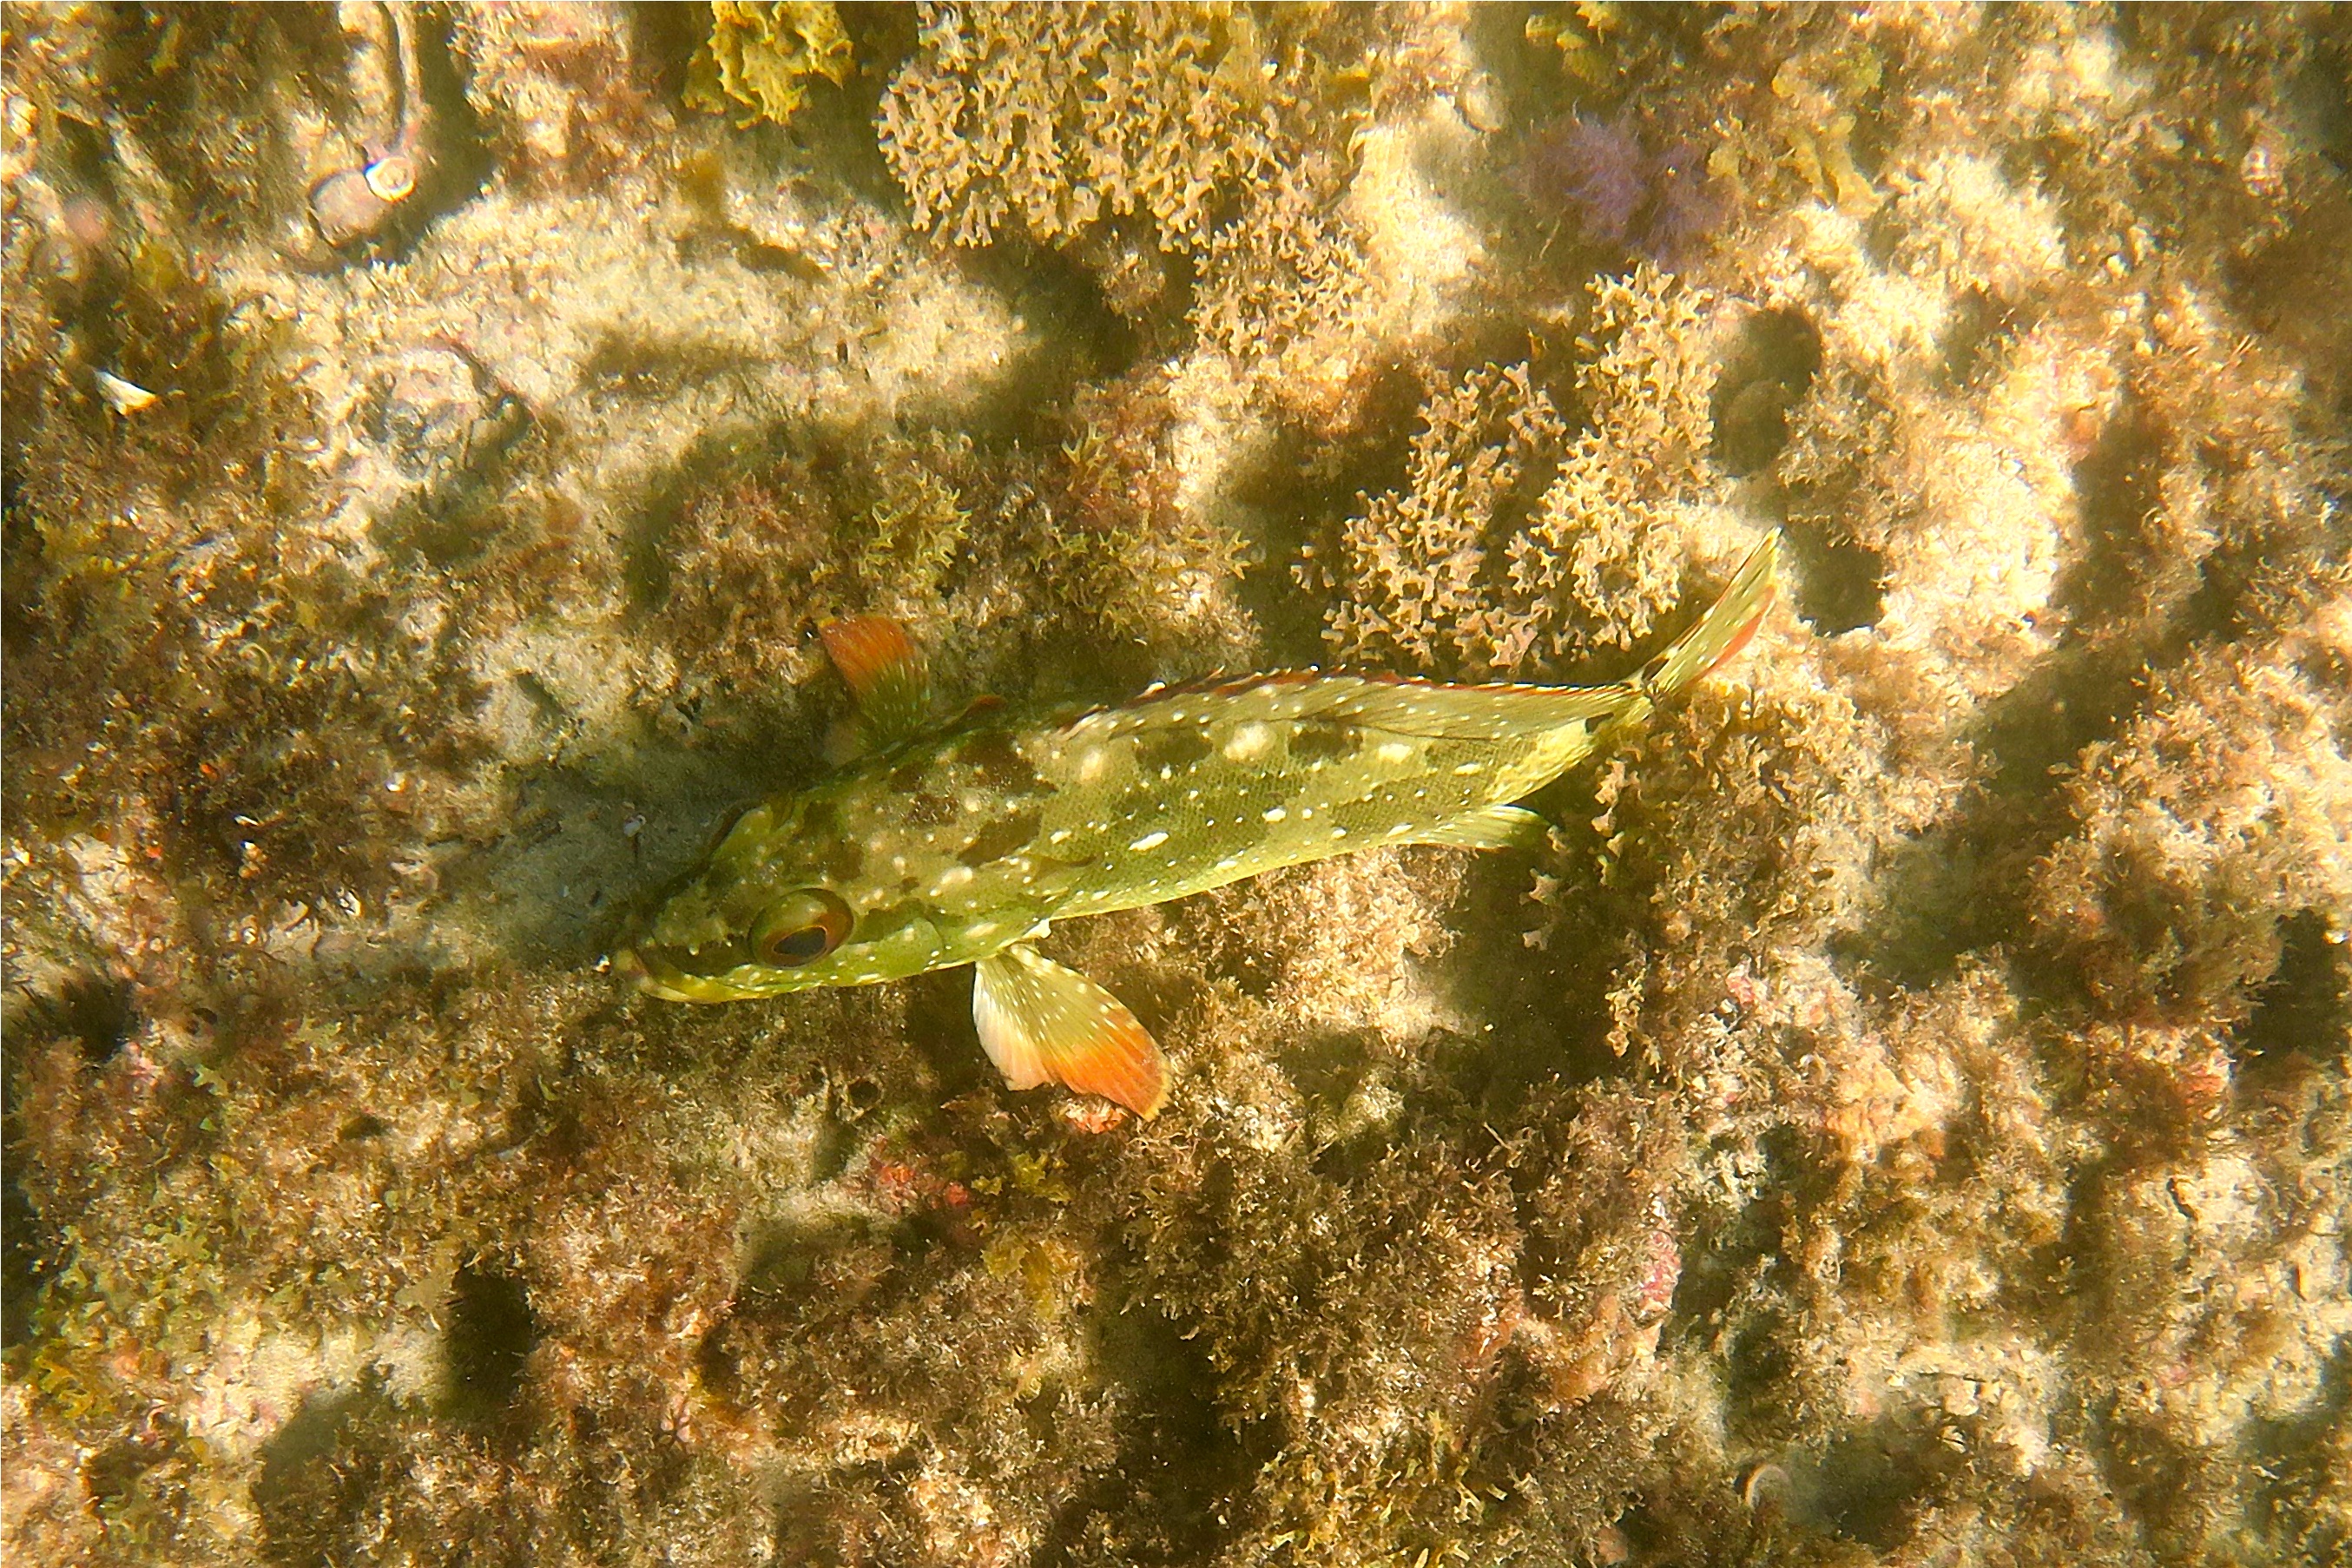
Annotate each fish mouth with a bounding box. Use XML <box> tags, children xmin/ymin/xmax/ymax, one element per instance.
<box><xmin>611</xmin><ymin>945</ymin><xmax>755</xmax><ymax>1004</ymax></box>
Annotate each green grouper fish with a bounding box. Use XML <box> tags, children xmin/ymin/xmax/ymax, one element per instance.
<box><xmin>617</xmin><ymin>530</ymin><xmax>1781</xmax><ymax>1119</ymax></box>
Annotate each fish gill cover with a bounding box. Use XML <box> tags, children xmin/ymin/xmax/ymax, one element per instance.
<box><xmin>3</xmin><ymin>3</ymin><xmax>2349</xmax><ymax>1565</ymax></box>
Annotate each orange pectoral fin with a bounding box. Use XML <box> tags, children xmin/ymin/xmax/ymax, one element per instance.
<box><xmin>972</xmin><ymin>945</ymin><xmax>1169</xmax><ymax>1118</ymax></box>
<box><xmin>819</xmin><ymin>614</ymin><xmax>932</xmax><ymax>747</ymax></box>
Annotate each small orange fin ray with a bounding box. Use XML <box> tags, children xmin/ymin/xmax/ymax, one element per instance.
<box><xmin>819</xmin><ymin>615</ymin><xmax>932</xmax><ymax>748</ymax></box>
<box><xmin>1640</xmin><ymin>530</ymin><xmax>1781</xmax><ymax>697</ymax></box>
<box><xmin>972</xmin><ymin>945</ymin><xmax>1168</xmax><ymax>1118</ymax></box>
<box><xmin>1700</xmin><ymin>595</ymin><xmax>1772</xmax><ymax>681</ymax></box>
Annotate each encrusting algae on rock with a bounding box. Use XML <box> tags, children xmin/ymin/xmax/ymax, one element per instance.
<box><xmin>623</xmin><ymin>534</ymin><xmax>1779</xmax><ymax>1117</ymax></box>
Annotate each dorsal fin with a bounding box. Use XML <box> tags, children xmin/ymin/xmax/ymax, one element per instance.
<box><xmin>820</xmin><ymin>615</ymin><xmax>932</xmax><ymax>749</ymax></box>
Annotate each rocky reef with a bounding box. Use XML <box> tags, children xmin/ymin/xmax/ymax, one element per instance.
<box><xmin>3</xmin><ymin>4</ymin><xmax>2348</xmax><ymax>1565</ymax></box>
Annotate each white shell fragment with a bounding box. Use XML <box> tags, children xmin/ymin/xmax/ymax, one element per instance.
<box><xmin>92</xmin><ymin>368</ymin><xmax>157</xmax><ymax>415</ymax></box>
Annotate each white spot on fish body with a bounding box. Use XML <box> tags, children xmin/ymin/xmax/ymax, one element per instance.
<box><xmin>1130</xmin><ymin>830</ymin><xmax>1170</xmax><ymax>852</ymax></box>
<box><xmin>1376</xmin><ymin>740</ymin><xmax>1413</xmax><ymax>763</ymax></box>
<box><xmin>1079</xmin><ymin>748</ymin><xmax>1109</xmax><ymax>783</ymax></box>
<box><xmin>1262</xmin><ymin>807</ymin><xmax>1287</xmax><ymax>823</ymax></box>
<box><xmin>1050</xmin><ymin>828</ymin><xmax>1073</xmax><ymax>844</ymax></box>
<box><xmin>1223</xmin><ymin>722</ymin><xmax>1275</xmax><ymax>762</ymax></box>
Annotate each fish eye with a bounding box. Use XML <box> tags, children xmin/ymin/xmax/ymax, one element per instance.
<box><xmin>749</xmin><ymin>889</ymin><xmax>853</xmax><ymax>968</ymax></box>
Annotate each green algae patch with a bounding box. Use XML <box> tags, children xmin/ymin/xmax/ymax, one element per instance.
<box><xmin>684</xmin><ymin>1</ymin><xmax>852</xmax><ymax>128</ymax></box>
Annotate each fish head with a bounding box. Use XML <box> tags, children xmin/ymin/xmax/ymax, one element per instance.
<box><xmin>616</xmin><ymin>786</ymin><xmax>945</xmax><ymax>1001</ymax></box>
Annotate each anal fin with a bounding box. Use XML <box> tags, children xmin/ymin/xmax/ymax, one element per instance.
<box><xmin>972</xmin><ymin>945</ymin><xmax>1168</xmax><ymax>1118</ymax></box>
<box><xmin>1404</xmin><ymin>803</ymin><xmax>1550</xmax><ymax>852</ymax></box>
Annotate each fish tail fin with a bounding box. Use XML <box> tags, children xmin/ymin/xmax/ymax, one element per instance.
<box><xmin>1637</xmin><ymin>530</ymin><xmax>1781</xmax><ymax>701</ymax></box>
